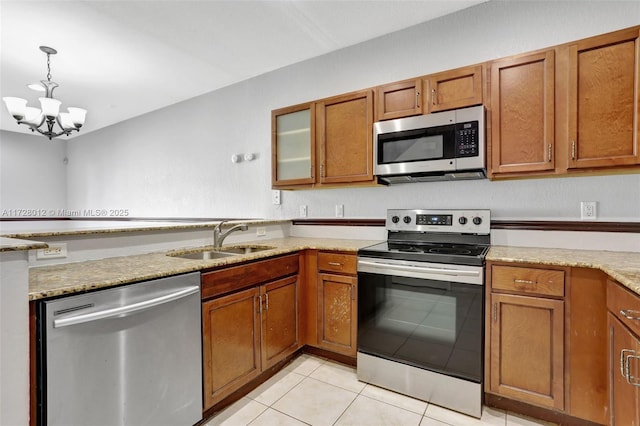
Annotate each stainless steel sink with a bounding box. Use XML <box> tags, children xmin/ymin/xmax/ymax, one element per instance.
<box><xmin>168</xmin><ymin>245</ymin><xmax>275</xmax><ymax>260</ymax></box>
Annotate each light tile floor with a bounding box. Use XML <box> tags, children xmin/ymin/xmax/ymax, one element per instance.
<box><xmin>204</xmin><ymin>354</ymin><xmax>556</xmax><ymax>426</ymax></box>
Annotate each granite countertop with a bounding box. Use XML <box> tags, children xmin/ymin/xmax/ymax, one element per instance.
<box><xmin>0</xmin><ymin>236</ymin><xmax>47</xmax><ymax>252</ymax></box>
<box><xmin>488</xmin><ymin>245</ymin><xmax>640</xmax><ymax>295</ymax></box>
<box><xmin>29</xmin><ymin>240</ymin><xmax>640</xmax><ymax>301</ymax></box>
<box><xmin>1</xmin><ymin>219</ymin><xmax>288</xmax><ymax>239</ymax></box>
<box><xmin>29</xmin><ymin>237</ymin><xmax>379</xmax><ymax>300</ymax></box>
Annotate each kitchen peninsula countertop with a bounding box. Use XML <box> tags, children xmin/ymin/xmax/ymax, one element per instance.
<box><xmin>29</xmin><ymin>237</ymin><xmax>379</xmax><ymax>300</ymax></box>
<box><xmin>0</xmin><ymin>236</ymin><xmax>47</xmax><ymax>252</ymax></box>
<box><xmin>1</xmin><ymin>219</ymin><xmax>288</xmax><ymax>239</ymax></box>
<box><xmin>488</xmin><ymin>245</ymin><xmax>640</xmax><ymax>295</ymax></box>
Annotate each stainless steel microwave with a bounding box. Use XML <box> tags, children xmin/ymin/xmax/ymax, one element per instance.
<box><xmin>374</xmin><ymin>105</ymin><xmax>485</xmax><ymax>184</ymax></box>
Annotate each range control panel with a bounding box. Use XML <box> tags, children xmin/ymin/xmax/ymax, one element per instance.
<box><xmin>387</xmin><ymin>209</ymin><xmax>490</xmax><ymax>235</ymax></box>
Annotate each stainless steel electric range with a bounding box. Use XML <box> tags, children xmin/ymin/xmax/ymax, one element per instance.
<box><xmin>357</xmin><ymin>209</ymin><xmax>490</xmax><ymax>418</ymax></box>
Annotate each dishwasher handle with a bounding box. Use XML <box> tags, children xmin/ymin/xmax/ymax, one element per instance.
<box><xmin>53</xmin><ymin>285</ymin><xmax>200</xmax><ymax>328</ymax></box>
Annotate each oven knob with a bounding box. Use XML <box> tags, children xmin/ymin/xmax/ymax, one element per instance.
<box><xmin>403</xmin><ymin>216</ymin><xmax>412</xmax><ymax>224</ymax></box>
<box><xmin>458</xmin><ymin>216</ymin><xmax>468</xmax><ymax>225</ymax></box>
<box><xmin>391</xmin><ymin>215</ymin><xmax>400</xmax><ymax>224</ymax></box>
<box><xmin>473</xmin><ymin>217</ymin><xmax>483</xmax><ymax>225</ymax></box>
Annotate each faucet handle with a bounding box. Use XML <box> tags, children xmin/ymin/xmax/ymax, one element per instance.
<box><xmin>214</xmin><ymin>220</ymin><xmax>226</xmax><ymax>231</ymax></box>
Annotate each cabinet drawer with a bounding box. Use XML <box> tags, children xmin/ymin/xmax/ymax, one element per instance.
<box><xmin>202</xmin><ymin>254</ymin><xmax>299</xmax><ymax>299</ymax></box>
<box><xmin>607</xmin><ymin>279</ymin><xmax>640</xmax><ymax>337</ymax></box>
<box><xmin>492</xmin><ymin>265</ymin><xmax>564</xmax><ymax>297</ymax></box>
<box><xmin>317</xmin><ymin>252</ymin><xmax>357</xmax><ymax>275</ymax></box>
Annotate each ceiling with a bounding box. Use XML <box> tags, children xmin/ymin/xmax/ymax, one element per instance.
<box><xmin>0</xmin><ymin>0</ymin><xmax>485</xmax><ymax>138</ymax></box>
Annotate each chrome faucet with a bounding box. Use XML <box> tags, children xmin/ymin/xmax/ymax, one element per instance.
<box><xmin>213</xmin><ymin>221</ymin><xmax>249</xmax><ymax>249</ymax></box>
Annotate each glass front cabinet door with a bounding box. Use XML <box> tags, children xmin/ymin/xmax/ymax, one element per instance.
<box><xmin>272</xmin><ymin>103</ymin><xmax>316</xmax><ymax>187</ymax></box>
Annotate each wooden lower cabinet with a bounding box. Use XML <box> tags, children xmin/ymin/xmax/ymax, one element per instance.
<box><xmin>607</xmin><ymin>279</ymin><xmax>640</xmax><ymax>425</ymax></box>
<box><xmin>202</xmin><ymin>287</ymin><xmax>261</xmax><ymax>409</ymax></box>
<box><xmin>201</xmin><ymin>256</ymin><xmax>300</xmax><ymax>411</ymax></box>
<box><xmin>261</xmin><ymin>276</ymin><xmax>299</xmax><ymax>370</ymax></box>
<box><xmin>489</xmin><ymin>293</ymin><xmax>565</xmax><ymax>409</ymax></box>
<box><xmin>317</xmin><ymin>272</ymin><xmax>357</xmax><ymax>356</ymax></box>
<box><xmin>316</xmin><ymin>251</ymin><xmax>358</xmax><ymax>357</ymax></box>
<box><xmin>487</xmin><ymin>263</ymin><xmax>612</xmax><ymax>424</ymax></box>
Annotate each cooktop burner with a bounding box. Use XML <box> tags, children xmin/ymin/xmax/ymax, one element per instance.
<box><xmin>358</xmin><ymin>209</ymin><xmax>491</xmax><ymax>267</ymax></box>
<box><xmin>360</xmin><ymin>241</ymin><xmax>489</xmax><ymax>266</ymax></box>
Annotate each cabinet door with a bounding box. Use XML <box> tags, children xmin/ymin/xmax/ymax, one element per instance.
<box><xmin>202</xmin><ymin>287</ymin><xmax>261</xmax><ymax>410</ymax></box>
<box><xmin>489</xmin><ymin>50</ymin><xmax>556</xmax><ymax>175</ymax></box>
<box><xmin>489</xmin><ymin>293</ymin><xmax>564</xmax><ymax>410</ymax></box>
<box><xmin>568</xmin><ymin>28</ymin><xmax>640</xmax><ymax>169</ymax></box>
<box><xmin>375</xmin><ymin>78</ymin><xmax>422</xmax><ymax>120</ymax></box>
<box><xmin>608</xmin><ymin>313</ymin><xmax>640</xmax><ymax>426</ymax></box>
<box><xmin>261</xmin><ymin>275</ymin><xmax>299</xmax><ymax>370</ymax></box>
<box><xmin>425</xmin><ymin>64</ymin><xmax>483</xmax><ymax>113</ymax></box>
<box><xmin>316</xmin><ymin>90</ymin><xmax>374</xmax><ymax>185</ymax></box>
<box><xmin>272</xmin><ymin>103</ymin><xmax>316</xmax><ymax>187</ymax></box>
<box><xmin>317</xmin><ymin>272</ymin><xmax>357</xmax><ymax>356</ymax></box>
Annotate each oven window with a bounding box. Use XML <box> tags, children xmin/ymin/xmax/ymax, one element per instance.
<box><xmin>358</xmin><ymin>272</ymin><xmax>483</xmax><ymax>382</ymax></box>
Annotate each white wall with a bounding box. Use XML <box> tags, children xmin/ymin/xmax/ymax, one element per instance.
<box><xmin>44</xmin><ymin>2</ymin><xmax>640</xmax><ymax>221</ymax></box>
<box><xmin>0</xmin><ymin>130</ymin><xmax>67</xmax><ymax>215</ymax></box>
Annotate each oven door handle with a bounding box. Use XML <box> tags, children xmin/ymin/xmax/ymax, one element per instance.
<box><xmin>358</xmin><ymin>260</ymin><xmax>480</xmax><ymax>277</ymax></box>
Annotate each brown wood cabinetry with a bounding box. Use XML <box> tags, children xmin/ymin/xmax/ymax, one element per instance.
<box><xmin>488</xmin><ymin>50</ymin><xmax>556</xmax><ymax>176</ymax></box>
<box><xmin>567</xmin><ymin>28</ymin><xmax>640</xmax><ymax>170</ymax></box>
<box><xmin>607</xmin><ymin>279</ymin><xmax>640</xmax><ymax>425</ymax></box>
<box><xmin>424</xmin><ymin>64</ymin><xmax>483</xmax><ymax>113</ymax></box>
<box><xmin>487</xmin><ymin>263</ymin><xmax>565</xmax><ymax>410</ymax></box>
<box><xmin>316</xmin><ymin>90</ymin><xmax>374</xmax><ymax>185</ymax></box>
<box><xmin>272</xmin><ymin>90</ymin><xmax>375</xmax><ymax>189</ymax></box>
<box><xmin>487</xmin><ymin>263</ymin><xmax>611</xmax><ymax>424</ymax></box>
<box><xmin>271</xmin><ymin>103</ymin><xmax>316</xmax><ymax>187</ymax></box>
<box><xmin>201</xmin><ymin>254</ymin><xmax>300</xmax><ymax>410</ymax></box>
<box><xmin>316</xmin><ymin>252</ymin><xmax>358</xmax><ymax>357</ymax></box>
<box><xmin>375</xmin><ymin>78</ymin><xmax>422</xmax><ymax>120</ymax></box>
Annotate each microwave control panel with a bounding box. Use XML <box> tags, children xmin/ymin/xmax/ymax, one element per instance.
<box><xmin>455</xmin><ymin>121</ymin><xmax>479</xmax><ymax>158</ymax></box>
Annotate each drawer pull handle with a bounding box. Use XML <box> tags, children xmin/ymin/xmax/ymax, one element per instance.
<box><xmin>622</xmin><ymin>349</ymin><xmax>640</xmax><ymax>386</ymax></box>
<box><xmin>328</xmin><ymin>262</ymin><xmax>343</xmax><ymax>267</ymax></box>
<box><xmin>620</xmin><ymin>310</ymin><xmax>640</xmax><ymax>321</ymax></box>
<box><xmin>514</xmin><ymin>279</ymin><xmax>537</xmax><ymax>285</ymax></box>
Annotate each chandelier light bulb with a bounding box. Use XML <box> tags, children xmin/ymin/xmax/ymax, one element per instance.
<box><xmin>2</xmin><ymin>46</ymin><xmax>87</xmax><ymax>140</ymax></box>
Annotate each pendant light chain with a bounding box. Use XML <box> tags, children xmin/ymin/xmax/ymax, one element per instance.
<box><xmin>46</xmin><ymin>52</ymin><xmax>52</xmax><ymax>82</ymax></box>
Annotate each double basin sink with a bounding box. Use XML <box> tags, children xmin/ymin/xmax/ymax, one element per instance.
<box><xmin>168</xmin><ymin>245</ymin><xmax>276</xmax><ymax>260</ymax></box>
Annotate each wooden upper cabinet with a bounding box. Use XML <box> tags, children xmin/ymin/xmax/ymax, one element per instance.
<box><xmin>316</xmin><ymin>89</ymin><xmax>374</xmax><ymax>185</ymax></box>
<box><xmin>425</xmin><ymin>64</ymin><xmax>483</xmax><ymax>113</ymax></box>
<box><xmin>567</xmin><ymin>27</ymin><xmax>640</xmax><ymax>169</ymax></box>
<box><xmin>375</xmin><ymin>78</ymin><xmax>422</xmax><ymax>120</ymax></box>
<box><xmin>272</xmin><ymin>103</ymin><xmax>316</xmax><ymax>187</ymax></box>
<box><xmin>489</xmin><ymin>50</ymin><xmax>556</xmax><ymax>175</ymax></box>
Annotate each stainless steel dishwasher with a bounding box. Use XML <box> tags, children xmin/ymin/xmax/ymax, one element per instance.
<box><xmin>38</xmin><ymin>272</ymin><xmax>202</xmax><ymax>426</ymax></box>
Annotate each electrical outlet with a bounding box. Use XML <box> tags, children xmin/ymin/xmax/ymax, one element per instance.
<box><xmin>36</xmin><ymin>243</ymin><xmax>67</xmax><ymax>259</ymax></box>
<box><xmin>335</xmin><ymin>204</ymin><xmax>344</xmax><ymax>218</ymax></box>
<box><xmin>299</xmin><ymin>205</ymin><xmax>307</xmax><ymax>218</ymax></box>
<box><xmin>256</xmin><ymin>227</ymin><xmax>266</xmax><ymax>237</ymax></box>
<box><xmin>271</xmin><ymin>190</ymin><xmax>281</xmax><ymax>205</ymax></box>
<box><xmin>581</xmin><ymin>201</ymin><xmax>597</xmax><ymax>220</ymax></box>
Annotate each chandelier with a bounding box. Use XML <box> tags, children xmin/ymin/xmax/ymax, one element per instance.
<box><xmin>2</xmin><ymin>46</ymin><xmax>87</xmax><ymax>140</ymax></box>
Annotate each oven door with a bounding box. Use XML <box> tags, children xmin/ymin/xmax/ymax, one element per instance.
<box><xmin>357</xmin><ymin>257</ymin><xmax>484</xmax><ymax>383</ymax></box>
